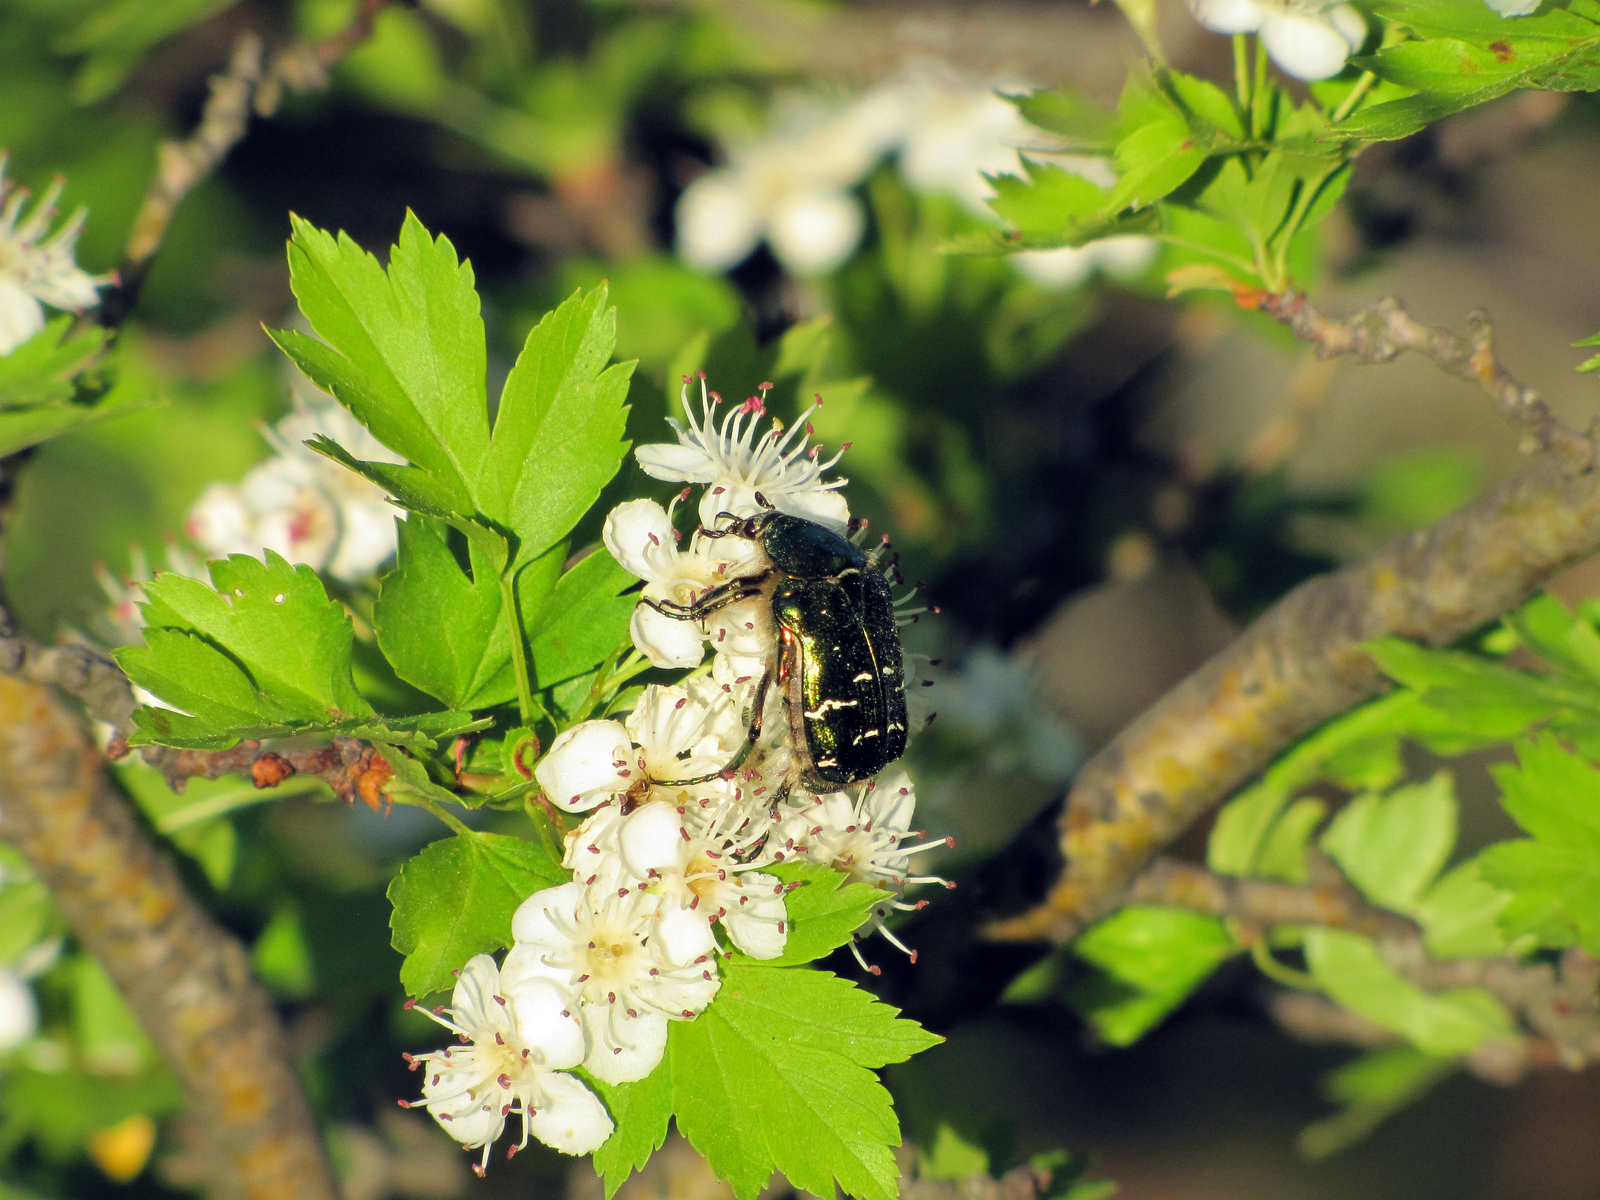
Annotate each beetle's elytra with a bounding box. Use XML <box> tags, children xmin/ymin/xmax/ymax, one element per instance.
<box><xmin>642</xmin><ymin>510</ymin><xmax>908</xmax><ymax>791</ymax></box>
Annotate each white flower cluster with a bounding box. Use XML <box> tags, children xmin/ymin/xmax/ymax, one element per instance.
<box><xmin>409</xmin><ymin>381</ymin><xmax>949</xmax><ymax>1170</ymax></box>
<box><xmin>186</xmin><ymin>370</ymin><xmax>403</xmax><ymax>583</ymax></box>
<box><xmin>0</xmin><ymin>155</ymin><xmax>107</xmax><ymax>355</ymax></box>
<box><xmin>676</xmin><ymin>69</ymin><xmax>1154</xmax><ymax>286</ymax></box>
<box><xmin>1185</xmin><ymin>0</ymin><xmax>1367</xmax><ymax>81</ymax></box>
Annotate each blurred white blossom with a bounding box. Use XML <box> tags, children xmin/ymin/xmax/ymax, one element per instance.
<box><xmin>0</xmin><ymin>156</ymin><xmax>108</xmax><ymax>355</ymax></box>
<box><xmin>187</xmin><ymin>378</ymin><xmax>404</xmax><ymax>582</ymax></box>
<box><xmin>1186</xmin><ymin>0</ymin><xmax>1367</xmax><ymax>80</ymax></box>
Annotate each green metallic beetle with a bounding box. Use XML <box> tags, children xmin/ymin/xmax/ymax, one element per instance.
<box><xmin>642</xmin><ymin>508</ymin><xmax>908</xmax><ymax>791</ymax></box>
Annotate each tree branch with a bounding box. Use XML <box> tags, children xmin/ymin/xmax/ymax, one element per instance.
<box><xmin>1126</xmin><ymin>857</ymin><xmax>1418</xmax><ymax>942</ymax></box>
<box><xmin>0</xmin><ymin>674</ymin><xmax>337</xmax><ymax>1200</ymax></box>
<box><xmin>990</xmin><ymin>305</ymin><xmax>1600</xmax><ymax>944</ymax></box>
<box><xmin>99</xmin><ymin>0</ymin><xmax>391</xmax><ymax>327</ymax></box>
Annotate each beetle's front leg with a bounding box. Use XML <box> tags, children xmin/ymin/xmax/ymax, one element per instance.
<box><xmin>640</xmin><ymin>570</ymin><xmax>773</xmax><ymax>622</ymax></box>
<box><xmin>651</xmin><ymin>666</ymin><xmax>774</xmax><ymax>787</ymax></box>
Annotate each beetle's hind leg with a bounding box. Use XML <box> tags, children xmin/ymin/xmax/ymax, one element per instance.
<box><xmin>651</xmin><ymin>669</ymin><xmax>774</xmax><ymax>787</ymax></box>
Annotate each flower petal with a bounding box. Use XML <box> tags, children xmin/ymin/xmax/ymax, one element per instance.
<box><xmin>529</xmin><ymin>1070</ymin><xmax>616</xmax><ymax>1156</ymax></box>
<box><xmin>583</xmin><ymin>1006</ymin><xmax>668</xmax><ymax>1084</ymax></box>
<box><xmin>629</xmin><ymin>603</ymin><xmax>707</xmax><ymax>669</ymax></box>
<box><xmin>1260</xmin><ymin>13</ymin><xmax>1355</xmax><ymax>80</ymax></box>
<box><xmin>534</xmin><ymin>721</ymin><xmax>635</xmax><ymax>812</ymax></box>
<box><xmin>603</xmin><ymin>499</ymin><xmax>677</xmax><ymax>581</ymax></box>
<box><xmin>505</xmin><ymin>976</ymin><xmax>586</xmax><ymax>1070</ymax></box>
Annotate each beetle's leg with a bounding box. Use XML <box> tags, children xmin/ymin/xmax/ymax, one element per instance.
<box><xmin>651</xmin><ymin>667</ymin><xmax>773</xmax><ymax>787</ymax></box>
<box><xmin>695</xmin><ymin>512</ymin><xmax>752</xmax><ymax>541</ymax></box>
<box><xmin>639</xmin><ymin>571</ymin><xmax>772</xmax><ymax>621</ymax></box>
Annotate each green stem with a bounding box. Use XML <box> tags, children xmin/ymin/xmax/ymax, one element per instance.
<box><xmin>1329</xmin><ymin>71</ymin><xmax>1377</xmax><ymax>124</ymax></box>
<box><xmin>1252</xmin><ymin>37</ymin><xmax>1269</xmax><ymax>140</ymax></box>
<box><xmin>1270</xmin><ymin>163</ymin><xmax>1340</xmax><ymax>287</ymax></box>
<box><xmin>390</xmin><ymin>791</ymin><xmax>476</xmax><ymax>838</ymax></box>
<box><xmin>1233</xmin><ymin>34</ymin><xmax>1251</xmax><ymax>115</ymax></box>
<box><xmin>157</xmin><ymin>775</ymin><xmax>328</xmax><ymax>833</ymax></box>
<box><xmin>499</xmin><ymin>568</ymin><xmax>536</xmax><ymax>727</ymax></box>
<box><xmin>1250</xmin><ymin>938</ymin><xmax>1318</xmax><ymax>989</ymax></box>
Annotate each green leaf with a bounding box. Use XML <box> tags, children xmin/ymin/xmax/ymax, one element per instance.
<box><xmin>480</xmin><ymin>285</ymin><xmax>633</xmax><ymax>566</ymax></box>
<box><xmin>1575</xmin><ymin>329</ymin><xmax>1600</xmax><ymax>373</ymax></box>
<box><xmin>1475</xmin><ymin>734</ymin><xmax>1600</xmax><ymax>953</ymax></box>
<box><xmin>528</xmin><ymin>547</ymin><xmax>638</xmax><ymax>694</ymax></box>
<box><xmin>1252</xmin><ymin>796</ymin><xmax>1327</xmax><ymax>884</ymax></box>
<box><xmin>588</xmin><ymin>1062</ymin><xmax>674</xmax><ymax>1197</ymax></box>
<box><xmin>117</xmin><ymin>553</ymin><xmax>373</xmax><ymax>749</ymax></box>
<box><xmin>375</xmin><ymin>516</ymin><xmax>516</xmax><ymax>710</ymax></box>
<box><xmin>671</xmin><ymin>963</ymin><xmax>940</xmax><ymax>1200</ymax></box>
<box><xmin>737</xmin><ymin>863</ymin><xmax>889</xmax><ymax>967</ymax></box>
<box><xmin>1298</xmin><ymin>1046</ymin><xmax>1455</xmax><ymax>1160</ymax></box>
<box><xmin>0</xmin><ymin>318</ymin><xmax>107</xmax><ymax>407</ymax></box>
<box><xmin>1166</xmin><ymin>70</ymin><xmax>1246</xmax><ymax>141</ymax></box>
<box><xmin>1107</xmin><ymin>115</ymin><xmax>1208</xmax><ymax>212</ymax></box>
<box><xmin>1010</xmin><ymin>85</ymin><xmax>1116</xmax><ymax>151</ymax></box>
<box><xmin>388</xmin><ymin>833</ymin><xmax>568</xmax><ymax>998</ymax></box>
<box><xmin>1415</xmin><ymin>860</ymin><xmax>1514</xmax><ymax>958</ymax></box>
<box><xmin>1319</xmin><ymin>773</ymin><xmax>1457</xmax><ymax>914</ymax></box>
<box><xmin>1303</xmin><ymin>928</ymin><xmax>1513</xmax><ymax>1056</ymax></box>
<box><xmin>1366</xmin><ymin>636</ymin><xmax>1585</xmax><ymax>738</ymax></box>
<box><xmin>986</xmin><ymin>162</ymin><xmax>1109</xmax><ymax>235</ymax></box>
<box><xmin>275</xmin><ymin>213</ymin><xmax>490</xmax><ymax>510</ymax></box>
<box><xmin>1070</xmin><ymin>907</ymin><xmax>1237</xmax><ymax>1045</ymax></box>
<box><xmin>57</xmin><ymin>0</ymin><xmax>237</xmax><ymax>103</ymax></box>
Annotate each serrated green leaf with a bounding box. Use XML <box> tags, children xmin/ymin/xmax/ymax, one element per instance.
<box><xmin>117</xmin><ymin>553</ymin><xmax>373</xmax><ymax>748</ymax></box>
<box><xmin>1010</xmin><ymin>85</ymin><xmax>1116</xmax><ymax>151</ymax></box>
<box><xmin>737</xmin><ymin>863</ymin><xmax>889</xmax><ymax>967</ymax></box>
<box><xmin>388</xmin><ymin>833</ymin><xmax>567</xmax><ymax>998</ymax></box>
<box><xmin>0</xmin><ymin>318</ymin><xmax>107</xmax><ymax>407</ymax></box>
<box><xmin>276</xmin><ymin>213</ymin><xmax>489</xmax><ymax>509</ymax></box>
<box><xmin>1320</xmin><ymin>773</ymin><xmax>1457</xmax><ymax>914</ymax></box>
<box><xmin>376</xmin><ymin>516</ymin><xmax>516</xmax><ymax>709</ymax></box>
<box><xmin>1366</xmin><ymin>636</ymin><xmax>1586</xmax><ymax>737</ymax></box>
<box><xmin>1253</xmin><ymin>796</ymin><xmax>1327</xmax><ymax>884</ymax></box>
<box><xmin>986</xmin><ymin>162</ymin><xmax>1109</xmax><ymax>235</ymax></box>
<box><xmin>588</xmin><ymin>1062</ymin><xmax>674</xmax><ymax>1197</ymax></box>
<box><xmin>1166</xmin><ymin>70</ymin><xmax>1246</xmax><ymax>141</ymax></box>
<box><xmin>481</xmin><ymin>286</ymin><xmax>632</xmax><ymax>566</ymax></box>
<box><xmin>529</xmin><ymin>547</ymin><xmax>638</xmax><ymax>692</ymax></box>
<box><xmin>0</xmin><ymin>875</ymin><xmax>52</xmax><ymax>967</ymax></box>
<box><xmin>1475</xmin><ymin>735</ymin><xmax>1600</xmax><ymax>953</ymax></box>
<box><xmin>1303</xmin><ymin>928</ymin><xmax>1512</xmax><ymax>1056</ymax></box>
<box><xmin>1070</xmin><ymin>907</ymin><xmax>1236</xmax><ymax>1045</ymax></box>
<box><xmin>1415</xmin><ymin>860</ymin><xmax>1514</xmax><ymax>958</ymax></box>
<box><xmin>671</xmin><ymin>963</ymin><xmax>939</xmax><ymax>1200</ymax></box>
<box><xmin>1107</xmin><ymin>115</ymin><xmax>1208</xmax><ymax>212</ymax></box>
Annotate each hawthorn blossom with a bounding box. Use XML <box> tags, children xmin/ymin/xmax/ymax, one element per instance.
<box><xmin>505</xmin><ymin>882</ymin><xmax>720</xmax><ymax>1084</ymax></box>
<box><xmin>0</xmin><ymin>156</ymin><xmax>108</xmax><ymax>355</ymax></box>
<box><xmin>187</xmin><ymin>386</ymin><xmax>404</xmax><ymax>582</ymax></box>
<box><xmin>1186</xmin><ymin>0</ymin><xmax>1367</xmax><ymax>81</ymax></box>
<box><xmin>635</xmin><ymin>380</ymin><xmax>850</xmax><ymax>532</ymax></box>
<box><xmin>0</xmin><ymin>970</ymin><xmax>36</xmax><ymax>1054</ymax></box>
<box><xmin>616</xmin><ymin>797</ymin><xmax>790</xmax><ymax>960</ymax></box>
<box><xmin>402</xmin><ymin>954</ymin><xmax>610</xmax><ymax>1172</ymax></box>
<box><xmin>780</xmin><ymin>767</ymin><xmax>951</xmax><ymax>969</ymax></box>
<box><xmin>1483</xmin><ymin>0</ymin><xmax>1538</xmax><ymax>12</ymax></box>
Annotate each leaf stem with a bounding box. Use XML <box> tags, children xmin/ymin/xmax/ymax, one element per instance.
<box><xmin>1329</xmin><ymin>71</ymin><xmax>1377</xmax><ymax>125</ymax></box>
<box><xmin>390</xmin><ymin>790</ymin><xmax>477</xmax><ymax>838</ymax></box>
<box><xmin>499</xmin><ymin>569</ymin><xmax>537</xmax><ymax>727</ymax></box>
<box><xmin>1233</xmin><ymin>34</ymin><xmax>1251</xmax><ymax>115</ymax></box>
<box><xmin>1250</xmin><ymin>936</ymin><xmax>1319</xmax><ymax>989</ymax></box>
<box><xmin>157</xmin><ymin>774</ymin><xmax>329</xmax><ymax>833</ymax></box>
<box><xmin>1252</xmin><ymin>38</ymin><xmax>1270</xmax><ymax>140</ymax></box>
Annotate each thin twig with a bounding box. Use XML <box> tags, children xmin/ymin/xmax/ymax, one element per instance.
<box><xmin>98</xmin><ymin>0</ymin><xmax>392</xmax><ymax>327</ymax></box>
<box><xmin>0</xmin><ymin>675</ymin><xmax>338</xmax><ymax>1200</ymax></box>
<box><xmin>136</xmin><ymin>735</ymin><xmax>395</xmax><ymax>809</ymax></box>
<box><xmin>1249</xmin><ymin>292</ymin><xmax>1595</xmax><ymax>465</ymax></box>
<box><xmin>989</xmin><ymin>306</ymin><xmax>1600</xmax><ymax>944</ymax></box>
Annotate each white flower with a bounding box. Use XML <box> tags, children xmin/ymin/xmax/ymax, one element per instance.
<box><xmin>505</xmin><ymin>883</ymin><xmax>720</xmax><ymax>1084</ymax></box>
<box><xmin>781</xmin><ymin>767</ymin><xmax>951</xmax><ymax>971</ymax></box>
<box><xmin>1187</xmin><ymin>0</ymin><xmax>1367</xmax><ymax>80</ymax></box>
<box><xmin>401</xmin><ymin>953</ymin><xmax>611</xmax><ymax>1172</ymax></box>
<box><xmin>603</xmin><ymin>496</ymin><xmax>772</xmax><ymax>669</ymax></box>
<box><xmin>675</xmin><ymin>90</ymin><xmax>907</xmax><ymax>275</ymax></box>
<box><xmin>892</xmin><ymin>74</ymin><xmax>1040</xmax><ymax>215</ymax></box>
<box><xmin>1014</xmin><ymin>236</ymin><xmax>1158</xmax><ymax>290</ymax></box>
<box><xmin>624</xmin><ymin>684</ymin><xmax>745</xmax><ymax>788</ymax></box>
<box><xmin>186</xmin><ymin>384</ymin><xmax>405</xmax><ymax>582</ymax></box>
<box><xmin>0</xmin><ymin>969</ymin><xmax>37</xmax><ymax>1053</ymax></box>
<box><xmin>636</xmin><ymin>381</ymin><xmax>850</xmax><ymax>532</ymax></box>
<box><xmin>0</xmin><ymin>156</ymin><xmax>108</xmax><ymax>355</ymax></box>
<box><xmin>534</xmin><ymin>720</ymin><xmax>636</xmax><ymax>813</ymax></box>
<box><xmin>1483</xmin><ymin>0</ymin><xmax>1539</xmax><ymax>12</ymax></box>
